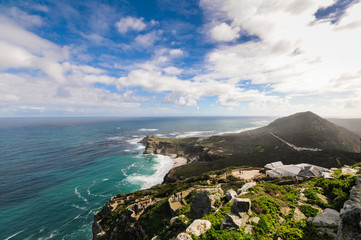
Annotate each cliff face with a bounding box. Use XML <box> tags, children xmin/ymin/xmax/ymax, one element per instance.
<box><xmin>141</xmin><ymin>135</ymin><xmax>223</xmax><ymax>162</ymax></box>
<box><xmin>92</xmin><ymin>197</ymin><xmax>148</xmax><ymax>240</ymax></box>
<box><xmin>92</xmin><ymin>165</ymin><xmax>361</xmax><ymax>240</ymax></box>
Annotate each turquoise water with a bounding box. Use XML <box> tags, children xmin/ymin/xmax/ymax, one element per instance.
<box><xmin>0</xmin><ymin>117</ymin><xmax>273</xmax><ymax>240</ymax></box>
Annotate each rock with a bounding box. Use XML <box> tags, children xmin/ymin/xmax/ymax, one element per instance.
<box><xmin>249</xmin><ymin>216</ymin><xmax>260</xmax><ymax>224</ymax></box>
<box><xmin>225</xmin><ymin>189</ymin><xmax>237</xmax><ymax>201</ymax></box>
<box><xmin>186</xmin><ymin>219</ymin><xmax>211</xmax><ymax>237</ymax></box>
<box><xmin>172</xmin><ymin>233</ymin><xmax>193</xmax><ymax>240</ymax></box>
<box><xmin>221</xmin><ymin>212</ymin><xmax>249</xmax><ymax>230</ymax></box>
<box><xmin>341</xmin><ymin>168</ymin><xmax>358</xmax><ymax>175</ymax></box>
<box><xmin>312</xmin><ymin>208</ymin><xmax>340</xmax><ymax>228</ymax></box>
<box><xmin>231</xmin><ymin>198</ymin><xmax>251</xmax><ymax>215</ymax></box>
<box><xmin>280</xmin><ymin>206</ymin><xmax>291</xmax><ymax>216</ymax></box>
<box><xmin>337</xmin><ymin>176</ymin><xmax>361</xmax><ymax>240</ymax></box>
<box><xmin>237</xmin><ymin>182</ymin><xmax>256</xmax><ymax>195</ymax></box>
<box><xmin>292</xmin><ymin>207</ymin><xmax>307</xmax><ymax>221</ymax></box>
<box><xmin>337</xmin><ymin>208</ymin><xmax>361</xmax><ymax>240</ymax></box>
<box><xmin>190</xmin><ymin>189</ymin><xmax>223</xmax><ymax>219</ymax></box>
<box><xmin>170</xmin><ymin>215</ymin><xmax>186</xmax><ymax>226</ymax></box>
<box><xmin>244</xmin><ymin>224</ymin><xmax>253</xmax><ymax>234</ymax></box>
<box><xmin>221</xmin><ymin>198</ymin><xmax>251</xmax><ymax>230</ymax></box>
<box><xmin>151</xmin><ymin>236</ymin><xmax>160</xmax><ymax>240</ymax></box>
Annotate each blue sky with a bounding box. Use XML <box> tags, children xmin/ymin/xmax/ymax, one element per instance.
<box><xmin>1</xmin><ymin>0</ymin><xmax>361</xmax><ymax>117</ymax></box>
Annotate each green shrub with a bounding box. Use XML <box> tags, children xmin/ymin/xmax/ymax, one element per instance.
<box><xmin>195</xmin><ymin>227</ymin><xmax>254</xmax><ymax>240</ymax></box>
<box><xmin>313</xmin><ymin>174</ymin><xmax>359</xmax><ymax>210</ymax></box>
<box><xmin>276</xmin><ymin>225</ymin><xmax>303</xmax><ymax>240</ymax></box>
<box><xmin>139</xmin><ymin>200</ymin><xmax>172</xmax><ymax>238</ymax></box>
<box><xmin>202</xmin><ymin>202</ymin><xmax>232</xmax><ymax>229</ymax></box>
<box><xmin>298</xmin><ymin>205</ymin><xmax>319</xmax><ymax>217</ymax></box>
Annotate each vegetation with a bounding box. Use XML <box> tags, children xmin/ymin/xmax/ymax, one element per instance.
<box><xmin>96</xmin><ymin>163</ymin><xmax>360</xmax><ymax>240</ymax></box>
<box><xmin>298</xmin><ymin>205</ymin><xmax>319</xmax><ymax>217</ymax></box>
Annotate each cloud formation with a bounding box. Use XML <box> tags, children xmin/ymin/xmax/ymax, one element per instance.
<box><xmin>115</xmin><ymin>16</ymin><xmax>147</xmax><ymax>34</ymax></box>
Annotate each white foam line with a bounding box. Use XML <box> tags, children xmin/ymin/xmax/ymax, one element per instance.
<box><xmin>74</xmin><ymin>187</ymin><xmax>88</xmax><ymax>203</ymax></box>
<box><xmin>71</xmin><ymin>204</ymin><xmax>87</xmax><ymax>211</ymax></box>
<box><xmin>217</xmin><ymin>127</ymin><xmax>257</xmax><ymax>135</ymax></box>
<box><xmin>138</xmin><ymin>128</ymin><xmax>158</xmax><ymax>132</ymax></box>
<box><xmin>125</xmin><ymin>154</ymin><xmax>174</xmax><ymax>189</ymax></box>
<box><xmin>4</xmin><ymin>230</ymin><xmax>25</xmax><ymax>240</ymax></box>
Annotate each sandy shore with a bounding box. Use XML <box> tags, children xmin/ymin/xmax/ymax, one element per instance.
<box><xmin>173</xmin><ymin>157</ymin><xmax>187</xmax><ymax>168</ymax></box>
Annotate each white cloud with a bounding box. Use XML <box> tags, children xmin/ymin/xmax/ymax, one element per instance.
<box><xmin>196</xmin><ymin>0</ymin><xmax>361</xmax><ymax>116</ymax></box>
<box><xmin>115</xmin><ymin>16</ymin><xmax>147</xmax><ymax>34</ymax></box>
<box><xmin>211</xmin><ymin>22</ymin><xmax>240</xmax><ymax>42</ymax></box>
<box><xmin>134</xmin><ymin>30</ymin><xmax>162</xmax><ymax>48</ymax></box>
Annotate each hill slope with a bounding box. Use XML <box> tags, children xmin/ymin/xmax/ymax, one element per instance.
<box><xmin>259</xmin><ymin>111</ymin><xmax>360</xmax><ymax>153</ymax></box>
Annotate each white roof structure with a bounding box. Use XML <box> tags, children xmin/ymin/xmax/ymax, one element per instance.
<box><xmin>264</xmin><ymin>161</ymin><xmax>329</xmax><ymax>178</ymax></box>
<box><xmin>264</xmin><ymin>161</ymin><xmax>284</xmax><ymax>170</ymax></box>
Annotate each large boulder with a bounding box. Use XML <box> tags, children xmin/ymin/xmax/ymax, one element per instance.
<box><xmin>186</xmin><ymin>219</ymin><xmax>211</xmax><ymax>237</ymax></box>
<box><xmin>231</xmin><ymin>198</ymin><xmax>252</xmax><ymax>215</ymax></box>
<box><xmin>221</xmin><ymin>198</ymin><xmax>251</xmax><ymax>230</ymax></box>
<box><xmin>221</xmin><ymin>212</ymin><xmax>249</xmax><ymax>230</ymax></box>
<box><xmin>237</xmin><ymin>182</ymin><xmax>256</xmax><ymax>195</ymax></box>
<box><xmin>337</xmin><ymin>176</ymin><xmax>361</xmax><ymax>240</ymax></box>
<box><xmin>337</xmin><ymin>208</ymin><xmax>361</xmax><ymax>240</ymax></box>
<box><xmin>190</xmin><ymin>189</ymin><xmax>223</xmax><ymax>219</ymax></box>
<box><xmin>312</xmin><ymin>208</ymin><xmax>340</xmax><ymax>228</ymax></box>
<box><xmin>225</xmin><ymin>189</ymin><xmax>237</xmax><ymax>201</ymax></box>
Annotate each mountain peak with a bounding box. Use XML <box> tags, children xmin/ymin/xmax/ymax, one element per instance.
<box><xmin>263</xmin><ymin>111</ymin><xmax>360</xmax><ymax>152</ymax></box>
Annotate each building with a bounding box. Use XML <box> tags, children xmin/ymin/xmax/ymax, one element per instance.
<box><xmin>264</xmin><ymin>161</ymin><xmax>329</xmax><ymax>178</ymax></box>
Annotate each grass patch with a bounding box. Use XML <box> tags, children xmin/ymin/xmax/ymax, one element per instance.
<box><xmin>298</xmin><ymin>205</ymin><xmax>319</xmax><ymax>217</ymax></box>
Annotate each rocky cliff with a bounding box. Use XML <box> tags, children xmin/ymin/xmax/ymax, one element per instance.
<box><xmin>92</xmin><ymin>165</ymin><xmax>361</xmax><ymax>240</ymax></box>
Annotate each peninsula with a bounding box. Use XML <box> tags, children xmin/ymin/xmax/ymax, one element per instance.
<box><xmin>92</xmin><ymin>112</ymin><xmax>361</xmax><ymax>240</ymax></box>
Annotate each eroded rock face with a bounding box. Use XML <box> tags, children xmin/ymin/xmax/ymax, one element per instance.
<box><xmin>190</xmin><ymin>189</ymin><xmax>223</xmax><ymax>219</ymax></box>
<box><xmin>221</xmin><ymin>198</ymin><xmax>251</xmax><ymax>230</ymax></box>
<box><xmin>312</xmin><ymin>208</ymin><xmax>340</xmax><ymax>228</ymax></box>
<box><xmin>337</xmin><ymin>177</ymin><xmax>361</xmax><ymax>240</ymax></box>
<box><xmin>225</xmin><ymin>189</ymin><xmax>237</xmax><ymax>201</ymax></box>
<box><xmin>231</xmin><ymin>198</ymin><xmax>252</xmax><ymax>215</ymax></box>
<box><xmin>221</xmin><ymin>212</ymin><xmax>249</xmax><ymax>230</ymax></box>
<box><xmin>186</xmin><ymin>219</ymin><xmax>212</xmax><ymax>237</ymax></box>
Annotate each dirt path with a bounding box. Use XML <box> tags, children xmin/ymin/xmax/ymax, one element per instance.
<box><xmin>269</xmin><ymin>132</ymin><xmax>322</xmax><ymax>152</ymax></box>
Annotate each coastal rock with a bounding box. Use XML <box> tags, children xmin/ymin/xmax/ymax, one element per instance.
<box><xmin>190</xmin><ymin>189</ymin><xmax>223</xmax><ymax>219</ymax></box>
<box><xmin>312</xmin><ymin>208</ymin><xmax>340</xmax><ymax>228</ymax></box>
<box><xmin>172</xmin><ymin>233</ymin><xmax>193</xmax><ymax>240</ymax></box>
<box><xmin>186</xmin><ymin>219</ymin><xmax>211</xmax><ymax>237</ymax></box>
<box><xmin>237</xmin><ymin>182</ymin><xmax>256</xmax><ymax>195</ymax></box>
<box><xmin>231</xmin><ymin>198</ymin><xmax>252</xmax><ymax>215</ymax></box>
<box><xmin>337</xmin><ymin>176</ymin><xmax>361</xmax><ymax>240</ymax></box>
<box><xmin>225</xmin><ymin>189</ymin><xmax>237</xmax><ymax>201</ymax></box>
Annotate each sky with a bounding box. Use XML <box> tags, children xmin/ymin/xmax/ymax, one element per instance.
<box><xmin>1</xmin><ymin>0</ymin><xmax>361</xmax><ymax>117</ymax></box>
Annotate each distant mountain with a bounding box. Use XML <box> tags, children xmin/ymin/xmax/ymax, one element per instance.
<box><xmin>259</xmin><ymin>111</ymin><xmax>360</xmax><ymax>153</ymax></box>
<box><xmin>142</xmin><ymin>111</ymin><xmax>361</xmax><ymax>181</ymax></box>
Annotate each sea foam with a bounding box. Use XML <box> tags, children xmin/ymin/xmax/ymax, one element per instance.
<box><xmin>125</xmin><ymin>155</ymin><xmax>174</xmax><ymax>189</ymax></box>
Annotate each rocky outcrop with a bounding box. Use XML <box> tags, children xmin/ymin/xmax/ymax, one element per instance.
<box><xmin>186</xmin><ymin>219</ymin><xmax>212</xmax><ymax>237</ymax></box>
<box><xmin>337</xmin><ymin>177</ymin><xmax>361</xmax><ymax>240</ymax></box>
<box><xmin>190</xmin><ymin>188</ymin><xmax>223</xmax><ymax>219</ymax></box>
<box><xmin>312</xmin><ymin>208</ymin><xmax>340</xmax><ymax>228</ymax></box>
<box><xmin>225</xmin><ymin>189</ymin><xmax>237</xmax><ymax>201</ymax></box>
<box><xmin>221</xmin><ymin>198</ymin><xmax>251</xmax><ymax>230</ymax></box>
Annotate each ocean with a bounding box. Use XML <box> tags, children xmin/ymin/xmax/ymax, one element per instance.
<box><xmin>0</xmin><ymin>116</ymin><xmax>273</xmax><ymax>240</ymax></box>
